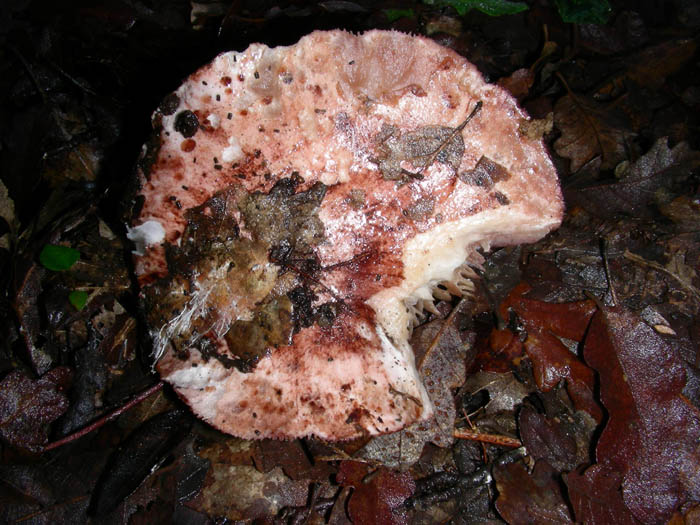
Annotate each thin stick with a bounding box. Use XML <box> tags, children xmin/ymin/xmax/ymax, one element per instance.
<box><xmin>416</xmin><ymin>101</ymin><xmax>483</xmax><ymax>176</ymax></box>
<box><xmin>600</xmin><ymin>237</ymin><xmax>618</xmax><ymax>306</ymax></box>
<box><xmin>453</xmin><ymin>428</ymin><xmax>522</xmax><ymax>448</ymax></box>
<box><xmin>43</xmin><ymin>381</ymin><xmax>164</xmax><ymax>452</ymax></box>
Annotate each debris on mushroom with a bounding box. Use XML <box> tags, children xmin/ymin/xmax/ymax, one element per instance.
<box><xmin>128</xmin><ymin>30</ymin><xmax>563</xmax><ymax>440</ymax></box>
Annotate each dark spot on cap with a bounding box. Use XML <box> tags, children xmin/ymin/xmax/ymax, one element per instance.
<box><xmin>159</xmin><ymin>92</ymin><xmax>180</xmax><ymax>115</ymax></box>
<box><xmin>493</xmin><ymin>191</ymin><xmax>510</xmax><ymax>205</ymax></box>
<box><xmin>174</xmin><ymin>110</ymin><xmax>199</xmax><ymax>138</ymax></box>
<box><xmin>180</xmin><ymin>139</ymin><xmax>196</xmax><ymax>152</ymax></box>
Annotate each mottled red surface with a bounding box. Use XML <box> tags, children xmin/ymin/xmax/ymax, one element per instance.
<box><xmin>130</xmin><ymin>30</ymin><xmax>563</xmax><ymax>440</ymax></box>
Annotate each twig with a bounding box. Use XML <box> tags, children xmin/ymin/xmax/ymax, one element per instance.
<box><xmin>43</xmin><ymin>381</ymin><xmax>164</xmax><ymax>452</ymax></box>
<box><xmin>600</xmin><ymin>237</ymin><xmax>618</xmax><ymax>306</ymax></box>
<box><xmin>416</xmin><ymin>100</ymin><xmax>483</xmax><ymax>177</ymax></box>
<box><xmin>453</xmin><ymin>428</ymin><xmax>522</xmax><ymax>448</ymax></box>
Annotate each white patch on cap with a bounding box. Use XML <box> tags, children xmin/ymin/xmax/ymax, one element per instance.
<box><xmin>126</xmin><ymin>220</ymin><xmax>166</xmax><ymax>256</ymax></box>
<box><xmin>206</xmin><ymin>113</ymin><xmax>220</xmax><ymax>129</ymax></box>
<box><xmin>222</xmin><ymin>136</ymin><xmax>243</xmax><ymax>163</ymax></box>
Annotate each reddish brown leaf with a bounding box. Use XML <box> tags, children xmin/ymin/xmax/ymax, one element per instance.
<box><xmin>338</xmin><ymin>463</ymin><xmax>415</xmax><ymax>525</ymax></box>
<box><xmin>474</xmin><ymin>328</ymin><xmax>524</xmax><ymax>373</ymax></box>
<box><xmin>0</xmin><ymin>367</ymin><xmax>72</xmax><ymax>452</ymax></box>
<box><xmin>494</xmin><ymin>459</ymin><xmax>573</xmax><ymax>524</ymax></box>
<box><xmin>336</xmin><ymin>460</ymin><xmax>370</xmax><ymax>487</ymax></box>
<box><xmin>578</xmin><ymin>307</ymin><xmax>700</xmax><ymax>523</ymax></box>
<box><xmin>499</xmin><ymin>283</ymin><xmax>602</xmax><ymax>421</ymax></box>
<box><xmin>499</xmin><ymin>283</ymin><xmax>597</xmax><ymax>340</ymax></box>
<box><xmin>498</xmin><ymin>68</ymin><xmax>535</xmax><ymax>101</ymax></box>
<box><xmin>566</xmin><ymin>465</ymin><xmax>640</xmax><ymax>525</ymax></box>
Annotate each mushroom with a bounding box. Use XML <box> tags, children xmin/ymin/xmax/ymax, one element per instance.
<box><xmin>128</xmin><ymin>30</ymin><xmax>563</xmax><ymax>440</ymax></box>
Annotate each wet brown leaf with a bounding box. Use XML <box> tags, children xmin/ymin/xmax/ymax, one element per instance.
<box><xmin>519</xmin><ymin>406</ymin><xmax>583</xmax><ymax>473</ymax></box>
<box><xmin>567</xmin><ymin>138</ymin><xmax>700</xmax><ymax>219</ymax></box>
<box><xmin>337</xmin><ymin>461</ymin><xmax>415</xmax><ymax>525</ymax></box>
<box><xmin>554</xmin><ymin>93</ymin><xmax>635</xmax><ymax>173</ymax></box>
<box><xmin>498</xmin><ymin>68</ymin><xmax>535</xmax><ymax>101</ymax></box>
<box><xmin>576</xmin><ymin>306</ymin><xmax>700</xmax><ymax>523</ymax></box>
<box><xmin>494</xmin><ymin>459</ymin><xmax>573</xmax><ymax>524</ymax></box>
<box><xmin>0</xmin><ymin>367</ymin><xmax>72</xmax><ymax>452</ymax></box>
<box><xmin>255</xmin><ymin>439</ymin><xmax>334</xmax><ymax>482</ymax></box>
<box><xmin>499</xmin><ymin>283</ymin><xmax>602</xmax><ymax>421</ymax></box>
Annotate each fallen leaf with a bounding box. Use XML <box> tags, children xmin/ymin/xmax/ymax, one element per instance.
<box><xmin>554</xmin><ymin>93</ymin><xmax>634</xmax><ymax>172</ymax></box>
<box><xmin>519</xmin><ymin>406</ymin><xmax>581</xmax><ymax>472</ymax></box>
<box><xmin>474</xmin><ymin>328</ymin><xmax>524</xmax><ymax>373</ymax></box>
<box><xmin>338</xmin><ymin>461</ymin><xmax>415</xmax><ymax>525</ymax></box>
<box><xmin>566</xmin><ymin>465</ymin><xmax>639</xmax><ymax>524</ymax></box>
<box><xmin>0</xmin><ymin>367</ymin><xmax>72</xmax><ymax>452</ymax></box>
<box><xmin>576</xmin><ymin>306</ymin><xmax>700</xmax><ymax>523</ymax></box>
<box><xmin>254</xmin><ymin>439</ymin><xmax>334</xmax><ymax>482</ymax></box>
<box><xmin>186</xmin><ymin>437</ymin><xmax>308</xmax><ymax>521</ymax></box>
<box><xmin>619</xmin><ymin>38</ymin><xmax>697</xmax><ymax>90</ymax></box>
<box><xmin>494</xmin><ymin>459</ymin><xmax>574</xmax><ymax>524</ymax></box>
<box><xmin>498</xmin><ymin>68</ymin><xmax>535</xmax><ymax>101</ymax></box>
<box><xmin>499</xmin><ymin>283</ymin><xmax>602</xmax><ymax>421</ymax></box>
<box><xmin>461</xmin><ymin>370</ymin><xmax>531</xmax><ymax>416</ymax></box>
<box><xmin>357</xmin><ymin>305</ymin><xmax>474</xmax><ymax>468</ymax></box>
<box><xmin>567</xmin><ymin>138</ymin><xmax>700</xmax><ymax>218</ymax></box>
<box><xmin>91</xmin><ymin>409</ymin><xmax>191</xmax><ymax>515</ymax></box>
<box><xmin>0</xmin><ymin>179</ymin><xmax>17</xmax><ymax>250</ymax></box>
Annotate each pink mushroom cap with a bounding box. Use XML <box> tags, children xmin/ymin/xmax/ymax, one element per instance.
<box><xmin>128</xmin><ymin>30</ymin><xmax>563</xmax><ymax>440</ymax></box>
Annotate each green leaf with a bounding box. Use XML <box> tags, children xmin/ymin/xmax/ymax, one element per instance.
<box><xmin>424</xmin><ymin>0</ymin><xmax>529</xmax><ymax>16</ymax></box>
<box><xmin>553</xmin><ymin>0</ymin><xmax>611</xmax><ymax>24</ymax></box>
<box><xmin>68</xmin><ymin>290</ymin><xmax>89</xmax><ymax>311</ymax></box>
<box><xmin>383</xmin><ymin>8</ymin><xmax>415</xmax><ymax>22</ymax></box>
<box><xmin>39</xmin><ymin>244</ymin><xmax>80</xmax><ymax>271</ymax></box>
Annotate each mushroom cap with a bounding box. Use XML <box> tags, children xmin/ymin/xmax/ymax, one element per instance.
<box><xmin>129</xmin><ymin>30</ymin><xmax>563</xmax><ymax>440</ymax></box>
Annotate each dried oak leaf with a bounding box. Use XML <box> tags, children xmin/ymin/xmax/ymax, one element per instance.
<box><xmin>499</xmin><ymin>282</ymin><xmax>602</xmax><ymax>422</ymax></box>
<box><xmin>573</xmin><ymin>306</ymin><xmax>700</xmax><ymax>524</ymax></box>
<box><xmin>554</xmin><ymin>93</ymin><xmax>634</xmax><ymax>173</ymax></box>
<box><xmin>337</xmin><ymin>460</ymin><xmax>415</xmax><ymax>525</ymax></box>
<box><xmin>567</xmin><ymin>137</ymin><xmax>700</xmax><ymax>219</ymax></box>
<box><xmin>494</xmin><ymin>459</ymin><xmax>574</xmax><ymax>524</ymax></box>
<box><xmin>0</xmin><ymin>367</ymin><xmax>72</xmax><ymax>452</ymax></box>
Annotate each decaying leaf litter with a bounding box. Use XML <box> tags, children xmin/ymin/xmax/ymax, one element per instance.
<box><xmin>1</xmin><ymin>1</ymin><xmax>699</xmax><ymax>524</ymax></box>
